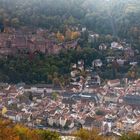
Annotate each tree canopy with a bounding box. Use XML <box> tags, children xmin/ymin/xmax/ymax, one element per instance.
<box><xmin>0</xmin><ymin>119</ymin><xmax>61</xmax><ymax>140</ymax></box>
<box><xmin>0</xmin><ymin>0</ymin><xmax>140</xmax><ymax>38</ymax></box>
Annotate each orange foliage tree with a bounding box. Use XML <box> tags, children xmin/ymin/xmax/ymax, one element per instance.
<box><xmin>0</xmin><ymin>119</ymin><xmax>61</xmax><ymax>140</ymax></box>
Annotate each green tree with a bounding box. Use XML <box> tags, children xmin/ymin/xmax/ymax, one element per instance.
<box><xmin>37</xmin><ymin>130</ymin><xmax>61</xmax><ymax>140</ymax></box>
<box><xmin>74</xmin><ymin>128</ymin><xmax>104</xmax><ymax>140</ymax></box>
<box><xmin>51</xmin><ymin>92</ymin><xmax>58</xmax><ymax>101</ymax></box>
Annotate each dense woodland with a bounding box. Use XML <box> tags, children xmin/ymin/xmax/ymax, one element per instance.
<box><xmin>0</xmin><ymin>0</ymin><xmax>140</xmax><ymax>38</ymax></box>
<box><xmin>0</xmin><ymin>48</ymin><xmax>103</xmax><ymax>84</ymax></box>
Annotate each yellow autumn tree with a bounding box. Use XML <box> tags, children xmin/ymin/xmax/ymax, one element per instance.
<box><xmin>71</xmin><ymin>31</ymin><xmax>80</xmax><ymax>40</ymax></box>
<box><xmin>14</xmin><ymin>124</ymin><xmax>40</xmax><ymax>140</ymax></box>
<box><xmin>0</xmin><ymin>119</ymin><xmax>19</xmax><ymax>140</ymax></box>
<box><xmin>56</xmin><ymin>31</ymin><xmax>65</xmax><ymax>42</ymax></box>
